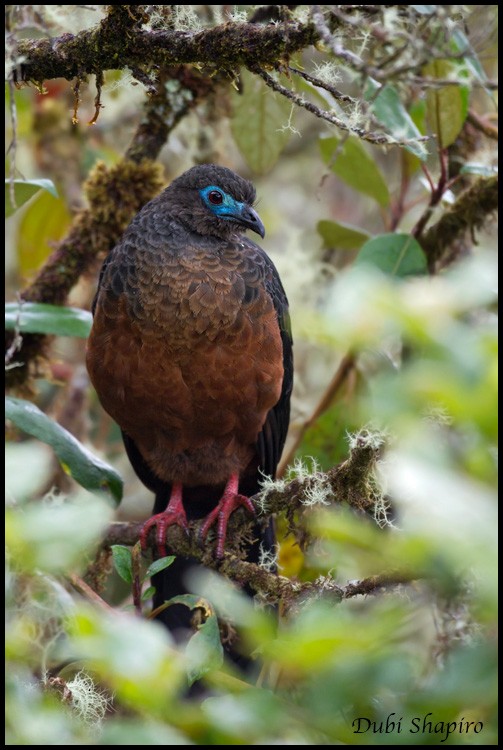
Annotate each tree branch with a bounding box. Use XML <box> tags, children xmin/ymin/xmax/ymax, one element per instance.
<box><xmin>101</xmin><ymin>434</ymin><xmax>386</xmax><ymax>606</ymax></box>
<box><xmin>12</xmin><ymin>10</ymin><xmax>318</xmax><ymax>84</ymax></box>
<box><xmin>419</xmin><ymin>175</ymin><xmax>498</xmax><ymax>272</ymax></box>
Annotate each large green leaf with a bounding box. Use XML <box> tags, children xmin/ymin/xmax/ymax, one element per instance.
<box><xmin>424</xmin><ymin>60</ymin><xmax>468</xmax><ymax>148</ymax></box>
<box><xmin>317</xmin><ymin>220</ymin><xmax>371</xmax><ymax>251</ymax></box>
<box><xmin>365</xmin><ymin>80</ymin><xmax>428</xmax><ymax>160</ymax></box>
<box><xmin>319</xmin><ymin>136</ymin><xmax>390</xmax><ymax>207</ymax></box>
<box><xmin>5</xmin><ymin>302</ymin><xmax>92</xmax><ymax>338</ymax></box>
<box><xmin>5</xmin><ymin>178</ymin><xmax>58</xmax><ymax>217</ymax></box>
<box><xmin>231</xmin><ymin>70</ymin><xmax>293</xmax><ymax>175</ymax></box>
<box><xmin>354</xmin><ymin>233</ymin><xmax>428</xmax><ymax>278</ymax></box>
<box><xmin>17</xmin><ymin>189</ymin><xmax>71</xmax><ymax>277</ymax></box>
<box><xmin>5</xmin><ymin>397</ymin><xmax>123</xmax><ymax>504</ymax></box>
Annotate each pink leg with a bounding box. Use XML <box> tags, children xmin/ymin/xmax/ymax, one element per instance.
<box><xmin>140</xmin><ymin>483</ymin><xmax>188</xmax><ymax>557</ymax></box>
<box><xmin>200</xmin><ymin>474</ymin><xmax>256</xmax><ymax>559</ymax></box>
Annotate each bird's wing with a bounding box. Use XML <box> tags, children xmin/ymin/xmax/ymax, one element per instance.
<box><xmin>247</xmin><ymin>241</ymin><xmax>293</xmax><ymax>480</ymax></box>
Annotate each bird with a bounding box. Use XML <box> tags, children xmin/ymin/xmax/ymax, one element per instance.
<box><xmin>86</xmin><ymin>164</ymin><xmax>293</xmax><ymax>659</ymax></box>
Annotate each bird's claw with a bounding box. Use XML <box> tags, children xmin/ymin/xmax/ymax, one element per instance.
<box><xmin>140</xmin><ymin>508</ymin><xmax>189</xmax><ymax>558</ymax></box>
<box><xmin>200</xmin><ymin>493</ymin><xmax>256</xmax><ymax>559</ymax></box>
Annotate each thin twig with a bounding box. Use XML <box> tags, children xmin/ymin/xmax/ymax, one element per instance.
<box><xmin>67</xmin><ymin>572</ymin><xmax>115</xmax><ymax>612</ymax></box>
<box><xmin>288</xmin><ymin>65</ymin><xmax>357</xmax><ymax>105</ymax></box>
<box><xmin>251</xmin><ymin>65</ymin><xmax>428</xmax><ymax>149</ymax></box>
<box><xmin>467</xmin><ymin>110</ymin><xmax>499</xmax><ymax>140</ymax></box>
<box><xmin>310</xmin><ymin>5</ymin><xmax>364</xmax><ymax>70</ymax></box>
<box><xmin>7</xmin><ymin>80</ymin><xmax>17</xmax><ymax>211</ymax></box>
<box><xmin>278</xmin><ymin>352</ymin><xmax>356</xmax><ymax>476</ymax></box>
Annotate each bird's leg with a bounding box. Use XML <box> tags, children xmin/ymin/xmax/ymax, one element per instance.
<box><xmin>199</xmin><ymin>473</ymin><xmax>256</xmax><ymax>559</ymax></box>
<box><xmin>140</xmin><ymin>483</ymin><xmax>189</xmax><ymax>557</ymax></box>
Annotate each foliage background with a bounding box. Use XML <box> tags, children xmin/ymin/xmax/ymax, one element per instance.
<box><xmin>5</xmin><ymin>5</ymin><xmax>498</xmax><ymax>745</ymax></box>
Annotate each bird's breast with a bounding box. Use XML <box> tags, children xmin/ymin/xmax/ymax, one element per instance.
<box><xmin>86</xmin><ymin>243</ymin><xmax>284</xmax><ymax>467</ymax></box>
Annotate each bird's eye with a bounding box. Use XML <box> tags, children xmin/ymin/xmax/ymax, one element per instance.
<box><xmin>208</xmin><ymin>190</ymin><xmax>224</xmax><ymax>205</ymax></box>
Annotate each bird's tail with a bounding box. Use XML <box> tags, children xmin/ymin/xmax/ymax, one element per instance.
<box><xmin>150</xmin><ymin>481</ymin><xmax>275</xmax><ymax>670</ymax></box>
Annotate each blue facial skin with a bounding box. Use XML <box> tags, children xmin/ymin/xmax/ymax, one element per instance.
<box><xmin>199</xmin><ymin>185</ymin><xmax>245</xmax><ymax>219</ymax></box>
<box><xmin>199</xmin><ymin>185</ymin><xmax>265</xmax><ymax>238</ymax></box>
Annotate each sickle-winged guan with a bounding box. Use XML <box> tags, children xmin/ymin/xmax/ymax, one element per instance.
<box><xmin>86</xmin><ymin>164</ymin><xmax>293</xmax><ymax>658</ymax></box>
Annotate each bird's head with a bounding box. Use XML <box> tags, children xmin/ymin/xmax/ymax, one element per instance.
<box><xmin>165</xmin><ymin>164</ymin><xmax>265</xmax><ymax>240</ymax></box>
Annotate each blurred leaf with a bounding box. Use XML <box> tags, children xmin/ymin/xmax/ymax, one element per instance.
<box><xmin>459</xmin><ymin>163</ymin><xmax>497</xmax><ymax>176</ymax></box>
<box><xmin>186</xmin><ymin>612</ymin><xmax>224</xmax><ymax>685</ymax></box>
<box><xmin>111</xmin><ymin>545</ymin><xmax>133</xmax><ymax>583</ymax></box>
<box><xmin>99</xmin><ymin>718</ymin><xmax>192</xmax><ymax>745</ymax></box>
<box><xmin>319</xmin><ymin>136</ymin><xmax>390</xmax><ymax>207</ymax></box>
<box><xmin>424</xmin><ymin>60</ymin><xmax>468</xmax><ymax>148</ymax></box>
<box><xmin>365</xmin><ymin>80</ymin><xmax>428</xmax><ymax>160</ymax></box>
<box><xmin>317</xmin><ymin>220</ymin><xmax>371</xmax><ymax>251</ymax></box>
<box><xmin>403</xmin><ymin>100</ymin><xmax>427</xmax><ymax>177</ymax></box>
<box><xmin>5</xmin><ymin>441</ymin><xmax>53</xmax><ymax>502</ymax></box>
<box><xmin>6</xmin><ymin>494</ymin><xmax>114</xmax><ymax>573</ymax></box>
<box><xmin>411</xmin><ymin>5</ymin><xmax>436</xmax><ymax>12</ymax></box>
<box><xmin>298</xmin><ymin>390</ymin><xmax>364</xmax><ymax>471</ymax></box>
<box><xmin>67</xmin><ymin>604</ymin><xmax>184</xmax><ymax>711</ymax></box>
<box><xmin>17</xmin><ymin>190</ymin><xmax>71</xmax><ymax>278</ymax></box>
<box><xmin>231</xmin><ymin>70</ymin><xmax>292</xmax><ymax>174</ymax></box>
<box><xmin>450</xmin><ymin>28</ymin><xmax>488</xmax><ymax>83</ymax></box>
<box><xmin>5</xmin><ymin>178</ymin><xmax>58</xmax><ymax>217</ymax></box>
<box><xmin>278</xmin><ymin>533</ymin><xmax>304</xmax><ymax>579</ymax></box>
<box><xmin>5</xmin><ymin>302</ymin><xmax>92</xmax><ymax>338</ymax></box>
<box><xmin>145</xmin><ymin>556</ymin><xmax>176</xmax><ymax>578</ymax></box>
<box><xmin>354</xmin><ymin>233</ymin><xmax>427</xmax><ymax>277</ymax></box>
<box><xmin>5</xmin><ymin>397</ymin><xmax>123</xmax><ymax>503</ymax></box>
<box><xmin>141</xmin><ymin>586</ymin><xmax>156</xmax><ymax>601</ymax></box>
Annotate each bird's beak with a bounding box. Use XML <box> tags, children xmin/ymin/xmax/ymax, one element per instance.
<box><xmin>237</xmin><ymin>205</ymin><xmax>266</xmax><ymax>239</ymax></box>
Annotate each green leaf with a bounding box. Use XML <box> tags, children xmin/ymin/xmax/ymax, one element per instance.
<box><xmin>5</xmin><ymin>302</ymin><xmax>92</xmax><ymax>338</ymax></box>
<box><xmin>17</xmin><ymin>190</ymin><xmax>71</xmax><ymax>277</ymax></box>
<box><xmin>459</xmin><ymin>163</ymin><xmax>497</xmax><ymax>177</ymax></box>
<box><xmin>186</xmin><ymin>613</ymin><xmax>224</xmax><ymax>685</ymax></box>
<box><xmin>354</xmin><ymin>233</ymin><xmax>428</xmax><ymax>278</ymax></box>
<box><xmin>112</xmin><ymin>546</ymin><xmax>133</xmax><ymax>584</ymax></box>
<box><xmin>7</xmin><ymin>495</ymin><xmax>114</xmax><ymax>574</ymax></box>
<box><xmin>5</xmin><ymin>178</ymin><xmax>58</xmax><ymax>217</ymax></box>
<box><xmin>365</xmin><ymin>80</ymin><xmax>428</xmax><ymax>160</ymax></box>
<box><xmin>319</xmin><ymin>136</ymin><xmax>390</xmax><ymax>207</ymax></box>
<box><xmin>424</xmin><ymin>60</ymin><xmax>467</xmax><ymax>148</ymax></box>
<box><xmin>111</xmin><ymin>545</ymin><xmax>133</xmax><ymax>583</ymax></box>
<box><xmin>450</xmin><ymin>28</ymin><xmax>488</xmax><ymax>83</ymax></box>
<box><xmin>231</xmin><ymin>69</ymin><xmax>293</xmax><ymax>175</ymax></box>
<box><xmin>5</xmin><ymin>397</ymin><xmax>123</xmax><ymax>503</ymax></box>
<box><xmin>141</xmin><ymin>586</ymin><xmax>156</xmax><ymax>601</ymax></box>
<box><xmin>403</xmin><ymin>100</ymin><xmax>428</xmax><ymax>177</ymax></box>
<box><xmin>158</xmin><ymin>594</ymin><xmax>224</xmax><ymax>683</ymax></box>
<box><xmin>317</xmin><ymin>220</ymin><xmax>371</xmax><ymax>251</ymax></box>
<box><xmin>145</xmin><ymin>556</ymin><xmax>176</xmax><ymax>578</ymax></box>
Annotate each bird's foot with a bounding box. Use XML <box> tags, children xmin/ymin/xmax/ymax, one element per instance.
<box><xmin>140</xmin><ymin>484</ymin><xmax>188</xmax><ymax>557</ymax></box>
<box><xmin>200</xmin><ymin>475</ymin><xmax>255</xmax><ymax>559</ymax></box>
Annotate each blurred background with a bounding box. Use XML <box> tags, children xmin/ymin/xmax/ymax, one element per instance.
<box><xmin>5</xmin><ymin>5</ymin><xmax>498</xmax><ymax>745</ymax></box>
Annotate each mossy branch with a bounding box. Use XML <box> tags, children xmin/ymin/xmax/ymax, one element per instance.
<box><xmin>419</xmin><ymin>175</ymin><xmax>498</xmax><ymax>272</ymax></box>
<box><xmin>12</xmin><ymin>9</ymin><xmax>318</xmax><ymax>85</ymax></box>
<box><xmin>101</xmin><ymin>434</ymin><xmax>391</xmax><ymax>609</ymax></box>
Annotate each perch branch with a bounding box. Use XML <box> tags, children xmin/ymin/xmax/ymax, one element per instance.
<box><xmin>102</xmin><ymin>435</ymin><xmax>386</xmax><ymax>607</ymax></box>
